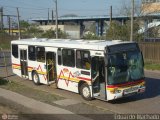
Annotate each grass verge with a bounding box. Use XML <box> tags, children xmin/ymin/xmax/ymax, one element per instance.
<box><xmin>144</xmin><ymin>63</ymin><xmax>160</xmax><ymax>71</ymax></box>
<box><xmin>0</xmin><ymin>78</ymin><xmax>64</xmax><ymax>105</ymax></box>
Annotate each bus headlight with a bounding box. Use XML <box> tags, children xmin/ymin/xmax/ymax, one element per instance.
<box><xmin>109</xmin><ymin>88</ymin><xmax>122</xmax><ymax>94</ymax></box>
<box><xmin>115</xmin><ymin>89</ymin><xmax>122</xmax><ymax>94</ymax></box>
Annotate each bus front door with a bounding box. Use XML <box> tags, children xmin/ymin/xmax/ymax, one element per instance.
<box><xmin>20</xmin><ymin>49</ymin><xmax>28</xmax><ymax>78</ymax></box>
<box><xmin>46</xmin><ymin>52</ymin><xmax>56</xmax><ymax>84</ymax></box>
<box><xmin>92</xmin><ymin>57</ymin><xmax>106</xmax><ymax>100</ymax></box>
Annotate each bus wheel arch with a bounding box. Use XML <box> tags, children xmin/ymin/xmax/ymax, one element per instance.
<box><xmin>78</xmin><ymin>81</ymin><xmax>92</xmax><ymax>101</ymax></box>
<box><xmin>32</xmin><ymin>70</ymin><xmax>40</xmax><ymax>85</ymax></box>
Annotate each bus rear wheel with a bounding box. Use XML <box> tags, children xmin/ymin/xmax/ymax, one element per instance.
<box><xmin>32</xmin><ymin>72</ymin><xmax>40</xmax><ymax>85</ymax></box>
<box><xmin>80</xmin><ymin>83</ymin><xmax>92</xmax><ymax>101</ymax></box>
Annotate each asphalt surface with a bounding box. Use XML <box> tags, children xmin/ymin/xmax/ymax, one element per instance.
<box><xmin>0</xmin><ymin>51</ymin><xmax>160</xmax><ymax>115</ymax></box>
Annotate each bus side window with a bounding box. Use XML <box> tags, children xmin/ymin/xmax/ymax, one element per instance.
<box><xmin>28</xmin><ymin>46</ymin><xmax>36</xmax><ymax>61</ymax></box>
<box><xmin>62</xmin><ymin>49</ymin><xmax>75</xmax><ymax>67</ymax></box>
<box><xmin>12</xmin><ymin>44</ymin><xmax>18</xmax><ymax>58</ymax></box>
<box><xmin>57</xmin><ymin>48</ymin><xmax>62</xmax><ymax>65</ymax></box>
<box><xmin>36</xmin><ymin>47</ymin><xmax>45</xmax><ymax>62</ymax></box>
<box><xmin>76</xmin><ymin>50</ymin><xmax>90</xmax><ymax>70</ymax></box>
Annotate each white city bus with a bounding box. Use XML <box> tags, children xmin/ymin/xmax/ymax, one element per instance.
<box><xmin>11</xmin><ymin>38</ymin><xmax>145</xmax><ymax>101</ymax></box>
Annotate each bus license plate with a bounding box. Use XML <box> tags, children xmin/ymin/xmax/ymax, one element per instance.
<box><xmin>123</xmin><ymin>86</ymin><xmax>139</xmax><ymax>95</ymax></box>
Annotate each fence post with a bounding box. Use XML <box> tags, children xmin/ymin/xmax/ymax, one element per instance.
<box><xmin>0</xmin><ymin>48</ymin><xmax>9</xmax><ymax>81</ymax></box>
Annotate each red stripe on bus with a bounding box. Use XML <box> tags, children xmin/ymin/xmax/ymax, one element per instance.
<box><xmin>13</xmin><ymin>64</ymin><xmax>33</xmax><ymax>69</ymax></box>
<box><xmin>77</xmin><ymin>77</ymin><xmax>91</xmax><ymax>81</ymax></box>
<box><xmin>107</xmin><ymin>79</ymin><xmax>145</xmax><ymax>88</ymax></box>
<box><xmin>28</xmin><ymin>66</ymin><xmax>33</xmax><ymax>69</ymax></box>
<box><xmin>12</xmin><ymin>63</ymin><xmax>21</xmax><ymax>66</ymax></box>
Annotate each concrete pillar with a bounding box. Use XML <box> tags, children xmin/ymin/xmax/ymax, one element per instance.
<box><xmin>96</xmin><ymin>21</ymin><xmax>99</xmax><ymax>36</ymax></box>
<box><xmin>61</xmin><ymin>21</ymin><xmax>64</xmax><ymax>25</ymax></box>
<box><xmin>40</xmin><ymin>21</ymin><xmax>43</xmax><ymax>25</ymax></box>
<box><xmin>96</xmin><ymin>20</ymin><xmax>104</xmax><ymax>36</ymax></box>
<box><xmin>80</xmin><ymin>21</ymin><xmax>84</xmax><ymax>38</ymax></box>
<box><xmin>100</xmin><ymin>20</ymin><xmax>104</xmax><ymax>36</ymax></box>
<box><xmin>121</xmin><ymin>19</ymin><xmax>124</xmax><ymax>26</ymax></box>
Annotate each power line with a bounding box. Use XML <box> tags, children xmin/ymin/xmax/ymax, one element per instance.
<box><xmin>0</xmin><ymin>0</ymin><xmax>51</xmax><ymax>10</ymax></box>
<box><xmin>2</xmin><ymin>5</ymin><xmax>50</xmax><ymax>11</ymax></box>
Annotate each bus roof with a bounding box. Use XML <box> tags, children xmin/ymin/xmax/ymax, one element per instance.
<box><xmin>11</xmin><ymin>38</ymin><xmax>134</xmax><ymax>51</ymax></box>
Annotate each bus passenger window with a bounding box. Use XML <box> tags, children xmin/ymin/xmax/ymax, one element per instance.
<box><xmin>76</xmin><ymin>50</ymin><xmax>90</xmax><ymax>70</ymax></box>
<box><xmin>36</xmin><ymin>47</ymin><xmax>45</xmax><ymax>62</ymax></box>
<box><xmin>58</xmin><ymin>48</ymin><xmax>62</xmax><ymax>65</ymax></box>
<box><xmin>12</xmin><ymin>44</ymin><xmax>18</xmax><ymax>58</ymax></box>
<box><xmin>28</xmin><ymin>46</ymin><xmax>36</xmax><ymax>61</ymax></box>
<box><xmin>62</xmin><ymin>49</ymin><xmax>75</xmax><ymax>67</ymax></box>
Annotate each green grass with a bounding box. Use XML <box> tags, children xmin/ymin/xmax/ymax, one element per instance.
<box><xmin>144</xmin><ymin>62</ymin><xmax>160</xmax><ymax>71</ymax></box>
<box><xmin>0</xmin><ymin>79</ymin><xmax>64</xmax><ymax>104</ymax></box>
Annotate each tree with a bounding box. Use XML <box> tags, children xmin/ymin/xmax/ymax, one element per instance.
<box><xmin>41</xmin><ymin>29</ymin><xmax>55</xmax><ymax>38</ymax></box>
<box><xmin>41</xmin><ymin>28</ymin><xmax>68</xmax><ymax>39</ymax></box>
<box><xmin>57</xmin><ymin>28</ymin><xmax>68</xmax><ymax>38</ymax></box>
<box><xmin>83</xmin><ymin>33</ymin><xmax>99</xmax><ymax>40</ymax></box>
<box><xmin>20</xmin><ymin>20</ymin><xmax>30</xmax><ymax>29</ymax></box>
<box><xmin>21</xmin><ymin>24</ymin><xmax>43</xmax><ymax>38</ymax></box>
<box><xmin>106</xmin><ymin>20</ymin><xmax>143</xmax><ymax>41</ymax></box>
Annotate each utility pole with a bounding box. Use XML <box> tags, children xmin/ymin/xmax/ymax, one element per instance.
<box><xmin>48</xmin><ymin>8</ymin><xmax>50</xmax><ymax>25</ymax></box>
<box><xmin>0</xmin><ymin>7</ymin><xmax>3</xmax><ymax>30</ymax></box>
<box><xmin>10</xmin><ymin>18</ymin><xmax>13</xmax><ymax>36</ymax></box>
<box><xmin>52</xmin><ymin>9</ymin><xmax>54</xmax><ymax>25</ymax></box>
<box><xmin>55</xmin><ymin>0</ymin><xmax>58</xmax><ymax>39</ymax></box>
<box><xmin>8</xmin><ymin>16</ymin><xmax>11</xmax><ymax>35</ymax></box>
<box><xmin>17</xmin><ymin>7</ymin><xmax>21</xmax><ymax>39</ymax></box>
<box><xmin>110</xmin><ymin>6</ymin><xmax>112</xmax><ymax>25</ymax></box>
<box><xmin>130</xmin><ymin>0</ymin><xmax>134</xmax><ymax>42</ymax></box>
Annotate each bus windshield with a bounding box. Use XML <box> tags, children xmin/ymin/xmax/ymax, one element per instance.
<box><xmin>107</xmin><ymin>50</ymin><xmax>144</xmax><ymax>85</ymax></box>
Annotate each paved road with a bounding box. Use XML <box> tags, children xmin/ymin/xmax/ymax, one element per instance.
<box><xmin>0</xmin><ymin>51</ymin><xmax>160</xmax><ymax>114</ymax></box>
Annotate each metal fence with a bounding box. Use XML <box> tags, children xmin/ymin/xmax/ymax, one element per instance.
<box><xmin>138</xmin><ymin>42</ymin><xmax>160</xmax><ymax>63</ymax></box>
<box><xmin>0</xmin><ymin>51</ymin><xmax>11</xmax><ymax>67</ymax></box>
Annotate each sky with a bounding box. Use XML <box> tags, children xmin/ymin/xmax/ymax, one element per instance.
<box><xmin>0</xmin><ymin>0</ymin><xmax>141</xmax><ymax>21</ymax></box>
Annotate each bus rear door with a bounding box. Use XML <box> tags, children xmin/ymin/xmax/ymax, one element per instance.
<box><xmin>20</xmin><ymin>49</ymin><xmax>28</xmax><ymax>78</ymax></box>
<box><xmin>46</xmin><ymin>51</ymin><xmax>56</xmax><ymax>84</ymax></box>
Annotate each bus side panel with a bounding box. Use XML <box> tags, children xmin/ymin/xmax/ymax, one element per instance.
<box><xmin>12</xmin><ymin>55</ymin><xmax>21</xmax><ymax>77</ymax></box>
<box><xmin>57</xmin><ymin>66</ymin><xmax>92</xmax><ymax>93</ymax></box>
<box><xmin>57</xmin><ymin>66</ymin><xmax>79</xmax><ymax>93</ymax></box>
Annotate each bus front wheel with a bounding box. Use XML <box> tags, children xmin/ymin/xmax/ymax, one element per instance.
<box><xmin>80</xmin><ymin>83</ymin><xmax>92</xmax><ymax>101</ymax></box>
<box><xmin>32</xmin><ymin>72</ymin><xmax>40</xmax><ymax>85</ymax></box>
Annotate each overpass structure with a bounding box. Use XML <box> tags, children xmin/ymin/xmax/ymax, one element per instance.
<box><xmin>31</xmin><ymin>14</ymin><xmax>160</xmax><ymax>37</ymax></box>
<box><xmin>31</xmin><ymin>15</ymin><xmax>130</xmax><ymax>37</ymax></box>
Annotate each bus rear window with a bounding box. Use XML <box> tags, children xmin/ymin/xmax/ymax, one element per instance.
<box><xmin>12</xmin><ymin>44</ymin><xmax>18</xmax><ymax>58</ymax></box>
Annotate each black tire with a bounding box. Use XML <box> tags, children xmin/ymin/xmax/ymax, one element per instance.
<box><xmin>80</xmin><ymin>83</ymin><xmax>92</xmax><ymax>101</ymax></box>
<box><xmin>32</xmin><ymin>72</ymin><xmax>40</xmax><ymax>85</ymax></box>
